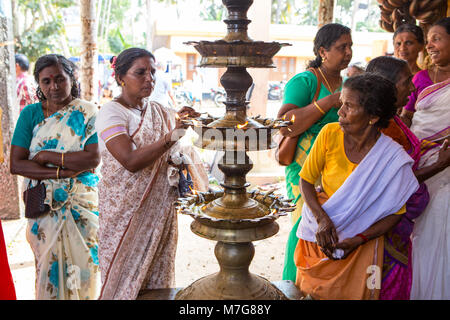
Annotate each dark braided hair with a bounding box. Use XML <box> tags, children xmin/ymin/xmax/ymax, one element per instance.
<box><xmin>112</xmin><ymin>47</ymin><xmax>155</xmax><ymax>86</ymax></box>
<box><xmin>343</xmin><ymin>73</ymin><xmax>397</xmax><ymax>129</ymax></box>
<box><xmin>307</xmin><ymin>23</ymin><xmax>351</xmax><ymax>69</ymax></box>
<box><xmin>33</xmin><ymin>54</ymin><xmax>79</xmax><ymax>101</ymax></box>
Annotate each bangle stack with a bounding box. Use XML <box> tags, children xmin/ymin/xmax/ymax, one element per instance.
<box><xmin>56</xmin><ymin>166</ymin><xmax>61</xmax><ymax>179</ymax></box>
<box><xmin>313</xmin><ymin>101</ymin><xmax>326</xmax><ymax>115</ymax></box>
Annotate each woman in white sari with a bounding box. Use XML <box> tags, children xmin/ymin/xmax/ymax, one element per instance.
<box><xmin>10</xmin><ymin>54</ymin><xmax>101</xmax><ymax>300</ymax></box>
<box><xmin>409</xmin><ymin>18</ymin><xmax>450</xmax><ymax>300</ymax></box>
<box><xmin>96</xmin><ymin>48</ymin><xmax>205</xmax><ymax>300</ymax></box>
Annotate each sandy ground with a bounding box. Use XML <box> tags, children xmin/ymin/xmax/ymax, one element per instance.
<box><xmin>3</xmin><ymin>199</ymin><xmax>292</xmax><ymax>300</ymax></box>
<box><xmin>2</xmin><ymin>99</ymin><xmax>291</xmax><ymax>299</ymax></box>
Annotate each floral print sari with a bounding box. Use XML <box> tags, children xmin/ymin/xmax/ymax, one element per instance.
<box><xmin>25</xmin><ymin>98</ymin><xmax>100</xmax><ymax>300</ymax></box>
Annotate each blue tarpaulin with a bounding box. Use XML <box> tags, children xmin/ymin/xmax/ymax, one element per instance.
<box><xmin>69</xmin><ymin>54</ymin><xmax>114</xmax><ymax>63</ymax></box>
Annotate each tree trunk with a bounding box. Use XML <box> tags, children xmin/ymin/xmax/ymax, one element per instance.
<box><xmin>146</xmin><ymin>0</ymin><xmax>153</xmax><ymax>50</ymax></box>
<box><xmin>318</xmin><ymin>0</ymin><xmax>334</xmax><ymax>27</ymax></box>
<box><xmin>80</xmin><ymin>0</ymin><xmax>98</xmax><ymax>102</ymax></box>
<box><xmin>0</xmin><ymin>0</ymin><xmax>22</xmax><ymax>219</ymax></box>
<box><xmin>350</xmin><ymin>0</ymin><xmax>360</xmax><ymax>32</ymax></box>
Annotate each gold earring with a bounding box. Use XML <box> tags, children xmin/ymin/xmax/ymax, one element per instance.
<box><xmin>369</xmin><ymin>120</ymin><xmax>373</xmax><ymax>125</ymax></box>
<box><xmin>121</xmin><ymin>81</ymin><xmax>125</xmax><ymax>86</ymax></box>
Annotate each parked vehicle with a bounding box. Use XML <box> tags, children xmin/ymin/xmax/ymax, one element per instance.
<box><xmin>174</xmin><ymin>86</ymin><xmax>194</xmax><ymax>107</ymax></box>
<box><xmin>268</xmin><ymin>81</ymin><xmax>286</xmax><ymax>100</ymax></box>
<box><xmin>211</xmin><ymin>87</ymin><xmax>226</xmax><ymax>107</ymax></box>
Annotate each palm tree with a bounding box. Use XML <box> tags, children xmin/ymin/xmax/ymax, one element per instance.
<box><xmin>80</xmin><ymin>0</ymin><xmax>98</xmax><ymax>102</ymax></box>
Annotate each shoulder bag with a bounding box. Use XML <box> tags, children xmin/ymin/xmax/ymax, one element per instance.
<box><xmin>275</xmin><ymin>68</ymin><xmax>322</xmax><ymax>166</ymax></box>
<box><xmin>23</xmin><ymin>180</ymin><xmax>50</xmax><ymax>219</ymax></box>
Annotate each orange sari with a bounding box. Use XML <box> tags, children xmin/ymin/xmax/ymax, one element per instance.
<box><xmin>294</xmin><ymin>194</ymin><xmax>383</xmax><ymax>300</ymax></box>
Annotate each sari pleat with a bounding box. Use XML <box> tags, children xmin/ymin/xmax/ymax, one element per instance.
<box><xmin>98</xmin><ymin>101</ymin><xmax>179</xmax><ymax>300</ymax></box>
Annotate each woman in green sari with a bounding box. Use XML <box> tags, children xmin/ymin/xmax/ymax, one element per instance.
<box><xmin>10</xmin><ymin>54</ymin><xmax>101</xmax><ymax>299</ymax></box>
<box><xmin>277</xmin><ymin>23</ymin><xmax>353</xmax><ymax>282</ymax></box>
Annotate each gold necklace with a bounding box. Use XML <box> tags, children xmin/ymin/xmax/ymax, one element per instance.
<box><xmin>318</xmin><ymin>66</ymin><xmax>340</xmax><ymax>93</ymax></box>
<box><xmin>433</xmin><ymin>66</ymin><xmax>439</xmax><ymax>83</ymax></box>
<box><xmin>115</xmin><ymin>98</ymin><xmax>144</xmax><ymax>113</ymax></box>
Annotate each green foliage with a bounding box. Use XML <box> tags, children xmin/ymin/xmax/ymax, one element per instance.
<box><xmin>99</xmin><ymin>0</ymin><xmax>147</xmax><ymax>53</ymax></box>
<box><xmin>13</xmin><ymin>0</ymin><xmax>75</xmax><ymax>62</ymax></box>
<box><xmin>15</xmin><ymin>22</ymin><xmax>59</xmax><ymax>62</ymax></box>
<box><xmin>107</xmin><ymin>28</ymin><xmax>133</xmax><ymax>54</ymax></box>
<box><xmin>199</xmin><ymin>0</ymin><xmax>225</xmax><ymax>21</ymax></box>
<box><xmin>270</xmin><ymin>0</ymin><xmax>385</xmax><ymax>32</ymax></box>
<box><xmin>271</xmin><ymin>0</ymin><xmax>319</xmax><ymax>25</ymax></box>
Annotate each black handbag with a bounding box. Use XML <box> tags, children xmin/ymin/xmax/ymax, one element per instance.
<box><xmin>178</xmin><ymin>163</ymin><xmax>194</xmax><ymax>197</ymax></box>
<box><xmin>23</xmin><ymin>180</ymin><xmax>50</xmax><ymax>219</ymax></box>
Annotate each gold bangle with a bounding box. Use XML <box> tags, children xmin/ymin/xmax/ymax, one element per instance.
<box><xmin>56</xmin><ymin>166</ymin><xmax>60</xmax><ymax>179</ymax></box>
<box><xmin>61</xmin><ymin>153</ymin><xmax>64</xmax><ymax>168</ymax></box>
<box><xmin>314</xmin><ymin>101</ymin><xmax>326</xmax><ymax>115</ymax></box>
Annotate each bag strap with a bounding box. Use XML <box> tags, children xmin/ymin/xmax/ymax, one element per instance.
<box><xmin>307</xmin><ymin>67</ymin><xmax>322</xmax><ymax>103</ymax></box>
<box><xmin>27</xmin><ymin>179</ymin><xmax>42</xmax><ymax>188</ymax></box>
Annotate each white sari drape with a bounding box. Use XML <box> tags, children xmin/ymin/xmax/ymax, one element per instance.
<box><xmin>297</xmin><ymin>133</ymin><xmax>419</xmax><ymax>242</ymax></box>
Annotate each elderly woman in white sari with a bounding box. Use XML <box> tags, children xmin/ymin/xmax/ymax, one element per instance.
<box><xmin>10</xmin><ymin>54</ymin><xmax>101</xmax><ymax>300</ymax></box>
<box><xmin>292</xmin><ymin>73</ymin><xmax>419</xmax><ymax>300</ymax></box>
<box><xmin>409</xmin><ymin>17</ymin><xmax>450</xmax><ymax>300</ymax></box>
<box><xmin>95</xmin><ymin>48</ymin><xmax>206</xmax><ymax>300</ymax></box>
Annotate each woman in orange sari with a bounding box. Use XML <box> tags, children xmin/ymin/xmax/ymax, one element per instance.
<box><xmin>293</xmin><ymin>74</ymin><xmax>419</xmax><ymax>300</ymax></box>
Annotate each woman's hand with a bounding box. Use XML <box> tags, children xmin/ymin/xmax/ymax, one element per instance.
<box><xmin>177</xmin><ymin>106</ymin><xmax>201</xmax><ymax>119</ymax></box>
<box><xmin>315</xmin><ymin>215</ymin><xmax>339</xmax><ymax>258</ymax></box>
<box><xmin>175</xmin><ymin>106</ymin><xmax>201</xmax><ymax>130</ymax></box>
<box><xmin>327</xmin><ymin>92</ymin><xmax>342</xmax><ymax>109</ymax></box>
<box><xmin>436</xmin><ymin>139</ymin><xmax>450</xmax><ymax>169</ymax></box>
<box><xmin>332</xmin><ymin>236</ymin><xmax>364</xmax><ymax>260</ymax></box>
<box><xmin>414</xmin><ymin>139</ymin><xmax>450</xmax><ymax>183</ymax></box>
<box><xmin>31</xmin><ymin>151</ymin><xmax>50</xmax><ymax>167</ymax></box>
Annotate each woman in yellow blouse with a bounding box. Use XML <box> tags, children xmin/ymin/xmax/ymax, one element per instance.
<box><xmin>293</xmin><ymin>73</ymin><xmax>419</xmax><ymax>300</ymax></box>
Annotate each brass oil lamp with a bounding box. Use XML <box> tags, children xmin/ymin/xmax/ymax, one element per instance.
<box><xmin>174</xmin><ymin>0</ymin><xmax>296</xmax><ymax>300</ymax></box>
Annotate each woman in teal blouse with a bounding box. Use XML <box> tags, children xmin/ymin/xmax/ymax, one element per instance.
<box><xmin>10</xmin><ymin>54</ymin><xmax>101</xmax><ymax>300</ymax></box>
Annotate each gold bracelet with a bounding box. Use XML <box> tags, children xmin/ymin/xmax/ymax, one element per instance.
<box><xmin>313</xmin><ymin>101</ymin><xmax>326</xmax><ymax>115</ymax></box>
<box><xmin>61</xmin><ymin>153</ymin><xmax>64</xmax><ymax>168</ymax></box>
<box><xmin>56</xmin><ymin>166</ymin><xmax>60</xmax><ymax>179</ymax></box>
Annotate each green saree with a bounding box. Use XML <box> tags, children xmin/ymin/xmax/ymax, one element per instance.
<box><xmin>282</xmin><ymin>70</ymin><xmax>340</xmax><ymax>282</ymax></box>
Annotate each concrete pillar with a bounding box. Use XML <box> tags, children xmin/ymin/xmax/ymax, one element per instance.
<box><xmin>0</xmin><ymin>0</ymin><xmax>22</xmax><ymax>219</ymax></box>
